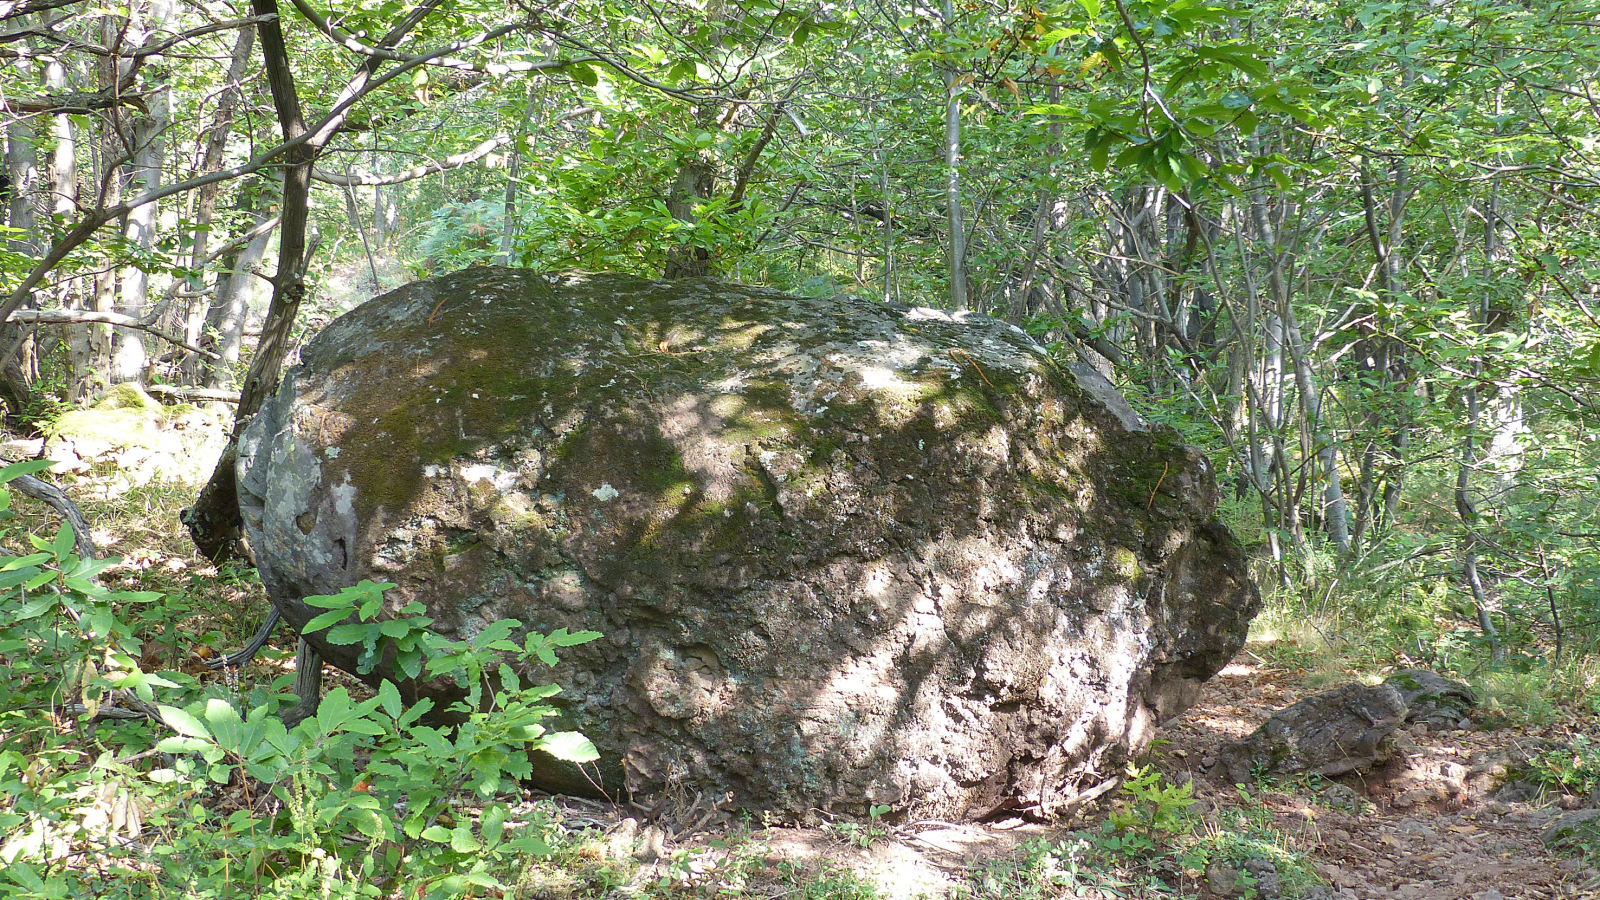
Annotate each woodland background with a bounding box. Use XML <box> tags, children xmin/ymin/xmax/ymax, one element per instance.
<box><xmin>2</xmin><ymin>0</ymin><xmax>1600</xmax><ymax>896</ymax></box>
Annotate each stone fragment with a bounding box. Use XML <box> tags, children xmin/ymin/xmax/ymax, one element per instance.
<box><xmin>1383</xmin><ymin>668</ymin><xmax>1475</xmax><ymax>728</ymax></box>
<box><xmin>1216</xmin><ymin>682</ymin><xmax>1408</xmax><ymax>784</ymax></box>
<box><xmin>1541</xmin><ymin>808</ymin><xmax>1600</xmax><ymax>847</ymax></box>
<box><xmin>1206</xmin><ymin>861</ymin><xmax>1241</xmax><ymax>897</ymax></box>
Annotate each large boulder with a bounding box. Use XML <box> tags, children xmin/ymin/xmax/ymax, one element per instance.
<box><xmin>238</xmin><ymin>268</ymin><xmax>1259</xmax><ymax>820</ymax></box>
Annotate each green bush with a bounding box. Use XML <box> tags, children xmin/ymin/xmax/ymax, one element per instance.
<box><xmin>1526</xmin><ymin>735</ymin><xmax>1600</xmax><ymax>797</ymax></box>
<box><xmin>0</xmin><ymin>461</ymin><xmax>601</xmax><ymax>899</ymax></box>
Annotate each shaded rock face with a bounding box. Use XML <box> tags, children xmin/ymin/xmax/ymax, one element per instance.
<box><xmin>238</xmin><ymin>268</ymin><xmax>1260</xmax><ymax>820</ymax></box>
<box><xmin>1385</xmin><ymin>668</ymin><xmax>1475</xmax><ymax>728</ymax></box>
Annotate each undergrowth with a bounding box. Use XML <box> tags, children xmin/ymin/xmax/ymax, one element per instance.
<box><xmin>0</xmin><ymin>460</ymin><xmax>602</xmax><ymax>898</ymax></box>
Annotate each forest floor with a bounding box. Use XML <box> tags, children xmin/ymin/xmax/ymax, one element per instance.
<box><xmin>499</xmin><ymin>657</ymin><xmax>1600</xmax><ymax>899</ymax></box>
<box><xmin>8</xmin><ymin>444</ymin><xmax>1597</xmax><ymax>899</ymax></box>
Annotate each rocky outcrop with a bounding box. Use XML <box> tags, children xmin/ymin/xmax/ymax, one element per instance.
<box><xmin>1385</xmin><ymin>668</ymin><xmax>1475</xmax><ymax>729</ymax></box>
<box><xmin>1216</xmin><ymin>683</ymin><xmax>1410</xmax><ymax>785</ymax></box>
<box><xmin>237</xmin><ymin>268</ymin><xmax>1260</xmax><ymax>820</ymax></box>
<box><xmin>1215</xmin><ymin>670</ymin><xmax>1476</xmax><ymax>784</ymax></box>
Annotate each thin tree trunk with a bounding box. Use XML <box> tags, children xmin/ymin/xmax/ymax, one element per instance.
<box><xmin>495</xmin><ymin>87</ymin><xmax>539</xmax><ymax>266</ymax></box>
<box><xmin>203</xmin><ymin>198</ymin><xmax>274</xmax><ymax>389</ymax></box>
<box><xmin>663</xmin><ymin>153</ymin><xmax>715</xmax><ymax>278</ymax></box>
<box><xmin>182</xmin><ymin>24</ymin><xmax>255</xmax><ymax>381</ymax></box>
<box><xmin>941</xmin><ymin>0</ymin><xmax>967</xmax><ymax>311</ymax></box>
<box><xmin>112</xmin><ymin>0</ymin><xmax>175</xmax><ymax>384</ymax></box>
<box><xmin>45</xmin><ymin>57</ymin><xmax>76</xmax><ymax>219</ymax></box>
<box><xmin>5</xmin><ymin>60</ymin><xmax>41</xmax><ymax>249</ymax></box>
<box><xmin>187</xmin><ymin>0</ymin><xmax>439</xmax><ymax>559</ymax></box>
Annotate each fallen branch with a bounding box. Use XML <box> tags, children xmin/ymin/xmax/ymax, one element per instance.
<box><xmin>10</xmin><ymin>473</ymin><xmax>97</xmax><ymax>560</ymax></box>
<box><xmin>147</xmin><ymin>384</ymin><xmax>240</xmax><ymax>403</ymax></box>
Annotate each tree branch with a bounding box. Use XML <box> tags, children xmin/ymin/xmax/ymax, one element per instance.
<box><xmin>311</xmin><ymin>135</ymin><xmax>512</xmax><ymax>186</ymax></box>
<box><xmin>8</xmin><ymin>310</ymin><xmax>217</xmax><ymax>358</ymax></box>
<box><xmin>0</xmin><ymin>0</ymin><xmax>81</xmax><ymax>22</ymax></box>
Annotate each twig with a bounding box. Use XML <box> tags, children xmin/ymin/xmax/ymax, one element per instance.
<box><xmin>947</xmin><ymin>348</ymin><xmax>994</xmax><ymax>387</ymax></box>
<box><xmin>1147</xmin><ymin>462</ymin><xmax>1169</xmax><ymax>509</ymax></box>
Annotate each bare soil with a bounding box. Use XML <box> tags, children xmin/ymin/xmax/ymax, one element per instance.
<box><xmin>532</xmin><ymin>657</ymin><xmax>1598</xmax><ymax>899</ymax></box>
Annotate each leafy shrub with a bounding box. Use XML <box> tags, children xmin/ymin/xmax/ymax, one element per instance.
<box><xmin>1526</xmin><ymin>735</ymin><xmax>1600</xmax><ymax>796</ymax></box>
<box><xmin>0</xmin><ymin>460</ymin><xmax>602</xmax><ymax>899</ymax></box>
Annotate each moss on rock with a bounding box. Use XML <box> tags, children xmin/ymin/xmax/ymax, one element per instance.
<box><xmin>239</xmin><ymin>268</ymin><xmax>1260</xmax><ymax>821</ymax></box>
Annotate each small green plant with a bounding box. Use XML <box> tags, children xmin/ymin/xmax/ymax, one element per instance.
<box><xmin>1106</xmin><ymin>763</ymin><xmax>1196</xmax><ymax>851</ymax></box>
<box><xmin>1527</xmin><ymin>734</ymin><xmax>1600</xmax><ymax>796</ymax></box>
<box><xmin>1185</xmin><ymin>787</ymin><xmax>1323</xmax><ymax>899</ymax></box>
<box><xmin>828</xmin><ymin>803</ymin><xmax>892</xmax><ymax>849</ymax></box>
<box><xmin>785</xmin><ymin>863</ymin><xmax>881</xmax><ymax>900</ymax></box>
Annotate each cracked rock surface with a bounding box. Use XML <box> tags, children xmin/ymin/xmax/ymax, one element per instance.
<box><xmin>238</xmin><ymin>267</ymin><xmax>1259</xmax><ymax>819</ymax></box>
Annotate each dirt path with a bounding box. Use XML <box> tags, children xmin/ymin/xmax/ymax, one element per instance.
<box><xmin>528</xmin><ymin>660</ymin><xmax>1596</xmax><ymax>898</ymax></box>
<box><xmin>1152</xmin><ymin>661</ymin><xmax>1595</xmax><ymax>900</ymax></box>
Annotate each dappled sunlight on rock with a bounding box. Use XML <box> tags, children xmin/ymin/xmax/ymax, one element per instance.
<box><xmin>239</xmin><ymin>268</ymin><xmax>1259</xmax><ymax>821</ymax></box>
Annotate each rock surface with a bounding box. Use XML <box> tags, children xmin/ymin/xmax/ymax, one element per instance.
<box><xmin>1217</xmin><ymin>682</ymin><xmax>1410</xmax><ymax>784</ymax></box>
<box><xmin>1215</xmin><ymin>670</ymin><xmax>1477</xmax><ymax>783</ymax></box>
<box><xmin>237</xmin><ymin>268</ymin><xmax>1259</xmax><ymax>819</ymax></box>
<box><xmin>37</xmin><ymin>383</ymin><xmax>227</xmax><ymax>485</ymax></box>
<box><xmin>1385</xmin><ymin>668</ymin><xmax>1476</xmax><ymax>729</ymax></box>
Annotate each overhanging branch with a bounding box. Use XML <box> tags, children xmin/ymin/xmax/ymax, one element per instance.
<box><xmin>311</xmin><ymin>134</ymin><xmax>512</xmax><ymax>186</ymax></box>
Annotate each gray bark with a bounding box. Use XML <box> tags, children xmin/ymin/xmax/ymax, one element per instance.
<box><xmin>112</xmin><ymin>1</ymin><xmax>175</xmax><ymax>384</ymax></box>
<box><xmin>204</xmin><ymin>203</ymin><xmax>274</xmax><ymax>388</ymax></box>
<box><xmin>45</xmin><ymin>57</ymin><xmax>75</xmax><ymax>217</ymax></box>
<box><xmin>941</xmin><ymin>0</ymin><xmax>967</xmax><ymax>311</ymax></box>
<box><xmin>181</xmin><ymin>24</ymin><xmax>255</xmax><ymax>381</ymax></box>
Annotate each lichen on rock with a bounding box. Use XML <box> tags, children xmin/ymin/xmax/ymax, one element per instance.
<box><xmin>238</xmin><ymin>267</ymin><xmax>1260</xmax><ymax>820</ymax></box>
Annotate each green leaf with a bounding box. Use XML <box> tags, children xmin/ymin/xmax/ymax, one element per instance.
<box><xmin>317</xmin><ymin>687</ymin><xmax>353</xmax><ymax>734</ymax></box>
<box><xmin>550</xmin><ymin>628</ymin><xmax>603</xmax><ymax>647</ymax></box>
<box><xmin>204</xmin><ymin>699</ymin><xmax>245</xmax><ymax>751</ymax></box>
<box><xmin>303</xmin><ymin>608</ymin><xmax>353</xmax><ymax>633</ymax></box>
<box><xmin>534</xmin><ymin>731</ymin><xmax>599</xmax><ymax>763</ymax></box>
<box><xmin>567</xmin><ymin>61</ymin><xmax>599</xmax><ymax>86</ymax></box>
<box><xmin>450</xmin><ymin>823</ymin><xmax>481</xmax><ymax>852</ymax></box>
<box><xmin>396</xmin><ymin>647</ymin><xmax>422</xmax><ymax>680</ymax></box>
<box><xmin>52</xmin><ymin>524</ymin><xmax>74</xmax><ymax>558</ymax></box>
<box><xmin>2</xmin><ymin>552</ymin><xmax>52</xmax><ymax>571</ymax></box>
<box><xmin>160</xmin><ymin>705</ymin><xmax>212</xmax><ymax>740</ymax></box>
<box><xmin>326</xmin><ymin>623</ymin><xmax>372</xmax><ymax>645</ymax></box>
<box><xmin>506</xmin><ymin>833</ymin><xmax>553</xmax><ymax>855</ymax></box>
<box><xmin>421</xmin><ymin>824</ymin><xmax>453</xmax><ymax>843</ymax></box>
<box><xmin>155</xmin><ymin>736</ymin><xmax>213</xmax><ymax>754</ymax></box>
<box><xmin>481</xmin><ymin>803</ymin><xmax>508</xmax><ymax>849</ymax></box>
<box><xmin>379</xmin><ymin>618</ymin><xmax>413</xmax><ymax>639</ymax></box>
<box><xmin>378</xmin><ymin>680</ymin><xmax>403</xmax><ymax>719</ymax></box>
<box><xmin>14</xmin><ymin>594</ymin><xmax>58</xmax><ymax>619</ymax></box>
<box><xmin>0</xmin><ymin>459</ymin><xmax>55</xmax><ymax>484</ymax></box>
<box><xmin>498</xmin><ymin>663</ymin><xmax>520</xmax><ymax>694</ymax></box>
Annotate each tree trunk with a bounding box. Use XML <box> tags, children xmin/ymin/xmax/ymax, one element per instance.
<box><xmin>187</xmin><ymin>0</ymin><xmax>315</xmax><ymax>559</ymax></box>
<box><xmin>663</xmin><ymin>154</ymin><xmax>715</xmax><ymax>279</ymax></box>
<box><xmin>1</xmin><ymin>46</ymin><xmax>42</xmax><ymax>415</ymax></box>
<box><xmin>45</xmin><ymin>57</ymin><xmax>76</xmax><ymax>219</ymax></box>
<box><xmin>181</xmin><ymin>24</ymin><xmax>256</xmax><ymax>382</ymax></box>
<box><xmin>941</xmin><ymin>0</ymin><xmax>967</xmax><ymax>311</ymax></box>
<box><xmin>187</xmin><ymin>0</ymin><xmax>439</xmax><ymax>560</ymax></box>
<box><xmin>112</xmin><ymin>0</ymin><xmax>175</xmax><ymax>384</ymax></box>
<box><xmin>495</xmin><ymin>87</ymin><xmax>540</xmax><ymax>267</ymax></box>
<box><xmin>203</xmin><ymin>198</ymin><xmax>275</xmax><ymax>389</ymax></box>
